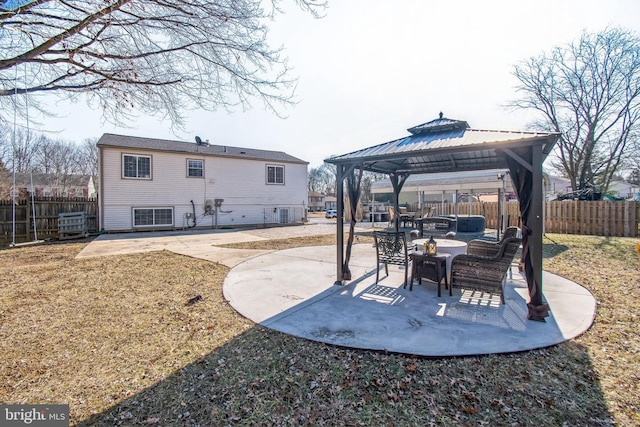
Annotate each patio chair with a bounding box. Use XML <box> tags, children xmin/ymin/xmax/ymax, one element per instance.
<box><xmin>449</xmin><ymin>237</ymin><xmax>522</xmax><ymax>303</ymax></box>
<box><xmin>502</xmin><ymin>226</ymin><xmax>521</xmax><ymax>240</ymax></box>
<box><xmin>387</xmin><ymin>206</ymin><xmax>396</xmax><ymax>227</ymax></box>
<box><xmin>373</xmin><ymin>231</ymin><xmax>410</xmax><ymax>287</ymax></box>
<box><xmin>466</xmin><ymin>226</ymin><xmax>521</xmax><ymax>257</ymax></box>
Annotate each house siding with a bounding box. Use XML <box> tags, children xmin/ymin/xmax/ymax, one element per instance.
<box><xmin>100</xmin><ymin>146</ymin><xmax>307</xmax><ymax>231</ymax></box>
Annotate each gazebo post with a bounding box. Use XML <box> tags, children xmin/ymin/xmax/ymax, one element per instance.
<box><xmin>497</xmin><ymin>186</ymin><xmax>502</xmax><ymax>240</ymax></box>
<box><xmin>389</xmin><ymin>174</ymin><xmax>400</xmax><ymax>231</ymax></box>
<box><xmin>334</xmin><ymin>164</ymin><xmax>345</xmax><ymax>285</ymax></box>
<box><xmin>529</xmin><ymin>145</ymin><xmax>545</xmax><ymax>307</ymax></box>
<box><xmin>390</xmin><ymin>173</ymin><xmax>410</xmax><ymax>231</ymax></box>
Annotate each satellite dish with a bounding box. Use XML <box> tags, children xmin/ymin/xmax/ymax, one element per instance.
<box><xmin>195</xmin><ymin>136</ymin><xmax>202</xmax><ymax>145</ymax></box>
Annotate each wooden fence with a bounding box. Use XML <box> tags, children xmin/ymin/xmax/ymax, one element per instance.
<box><xmin>544</xmin><ymin>200</ymin><xmax>639</xmax><ymax>237</ymax></box>
<box><xmin>0</xmin><ymin>196</ymin><xmax>98</xmax><ymax>247</ymax></box>
<box><xmin>408</xmin><ymin>200</ymin><xmax>639</xmax><ymax>237</ymax></box>
<box><xmin>1</xmin><ymin>198</ymin><xmax>637</xmax><ymax>247</ymax></box>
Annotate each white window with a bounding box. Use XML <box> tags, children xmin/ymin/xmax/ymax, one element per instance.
<box><xmin>266</xmin><ymin>164</ymin><xmax>285</xmax><ymax>185</ymax></box>
<box><xmin>123</xmin><ymin>154</ymin><xmax>151</xmax><ymax>179</ymax></box>
<box><xmin>187</xmin><ymin>159</ymin><xmax>204</xmax><ymax>177</ymax></box>
<box><xmin>133</xmin><ymin>208</ymin><xmax>173</xmax><ymax>227</ymax></box>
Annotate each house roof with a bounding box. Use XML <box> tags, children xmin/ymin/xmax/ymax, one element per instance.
<box><xmin>97</xmin><ymin>133</ymin><xmax>308</xmax><ymax>165</ymax></box>
<box><xmin>325</xmin><ymin>116</ymin><xmax>559</xmax><ymax>175</ymax></box>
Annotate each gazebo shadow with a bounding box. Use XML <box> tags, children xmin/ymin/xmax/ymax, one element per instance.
<box><xmin>75</xmin><ymin>327</ymin><xmax>612</xmax><ymax>426</ymax></box>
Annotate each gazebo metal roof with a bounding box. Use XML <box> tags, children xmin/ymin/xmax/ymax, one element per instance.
<box><xmin>325</xmin><ymin>114</ymin><xmax>561</xmax><ymax>322</ymax></box>
<box><xmin>326</xmin><ymin>117</ymin><xmax>558</xmax><ymax>175</ymax></box>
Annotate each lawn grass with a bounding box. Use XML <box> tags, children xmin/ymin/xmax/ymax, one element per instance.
<box><xmin>0</xmin><ymin>233</ymin><xmax>638</xmax><ymax>426</ymax></box>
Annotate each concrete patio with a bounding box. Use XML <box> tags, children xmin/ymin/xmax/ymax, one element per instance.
<box><xmin>78</xmin><ymin>226</ymin><xmax>597</xmax><ymax>357</ymax></box>
<box><xmin>224</xmin><ymin>244</ymin><xmax>597</xmax><ymax>357</ymax></box>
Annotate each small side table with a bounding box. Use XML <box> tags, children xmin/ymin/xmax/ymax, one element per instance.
<box><xmin>409</xmin><ymin>253</ymin><xmax>449</xmax><ymax>296</ymax></box>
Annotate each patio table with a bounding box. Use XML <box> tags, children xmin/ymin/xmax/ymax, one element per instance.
<box><xmin>399</xmin><ymin>212</ymin><xmax>416</xmax><ymax>227</ymax></box>
<box><xmin>413</xmin><ymin>238</ymin><xmax>468</xmax><ymax>281</ymax></box>
<box><xmin>409</xmin><ymin>252</ymin><xmax>449</xmax><ymax>295</ymax></box>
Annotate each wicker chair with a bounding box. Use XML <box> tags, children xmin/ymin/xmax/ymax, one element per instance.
<box><xmin>502</xmin><ymin>226</ymin><xmax>521</xmax><ymax>240</ymax></box>
<box><xmin>466</xmin><ymin>226</ymin><xmax>521</xmax><ymax>257</ymax></box>
<box><xmin>449</xmin><ymin>237</ymin><xmax>522</xmax><ymax>303</ymax></box>
<box><xmin>373</xmin><ymin>231</ymin><xmax>410</xmax><ymax>287</ymax></box>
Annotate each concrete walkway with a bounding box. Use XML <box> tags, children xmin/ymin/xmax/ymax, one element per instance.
<box><xmin>78</xmin><ymin>225</ymin><xmax>597</xmax><ymax>357</ymax></box>
<box><xmin>76</xmin><ymin>223</ymin><xmax>342</xmax><ymax>266</ymax></box>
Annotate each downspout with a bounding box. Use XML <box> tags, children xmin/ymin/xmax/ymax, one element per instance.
<box><xmin>189</xmin><ymin>200</ymin><xmax>197</xmax><ymax>228</ymax></box>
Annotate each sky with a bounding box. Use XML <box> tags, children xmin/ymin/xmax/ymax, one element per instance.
<box><xmin>26</xmin><ymin>0</ymin><xmax>640</xmax><ymax>168</ymax></box>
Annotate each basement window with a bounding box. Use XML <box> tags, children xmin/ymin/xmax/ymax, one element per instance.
<box><xmin>133</xmin><ymin>208</ymin><xmax>173</xmax><ymax>227</ymax></box>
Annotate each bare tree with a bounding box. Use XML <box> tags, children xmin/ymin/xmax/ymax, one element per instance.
<box><xmin>320</xmin><ymin>162</ymin><xmax>337</xmax><ymax>195</ymax></box>
<box><xmin>360</xmin><ymin>171</ymin><xmax>386</xmax><ymax>202</ymax></box>
<box><xmin>0</xmin><ymin>124</ymin><xmax>9</xmax><ymax>169</ymax></box>
<box><xmin>33</xmin><ymin>135</ymin><xmax>56</xmax><ymax>174</ymax></box>
<box><xmin>1</xmin><ymin>127</ymin><xmax>45</xmax><ymax>173</ymax></box>
<box><xmin>2</xmin><ymin>126</ymin><xmax>96</xmax><ymax>175</ymax></box>
<box><xmin>0</xmin><ymin>0</ymin><xmax>325</xmax><ymax>128</ymax></box>
<box><xmin>41</xmin><ymin>140</ymin><xmax>79</xmax><ymax>177</ymax></box>
<box><xmin>307</xmin><ymin>165</ymin><xmax>330</xmax><ymax>193</ymax></box>
<box><xmin>75</xmin><ymin>138</ymin><xmax>98</xmax><ymax>178</ymax></box>
<box><xmin>510</xmin><ymin>28</ymin><xmax>640</xmax><ymax>193</ymax></box>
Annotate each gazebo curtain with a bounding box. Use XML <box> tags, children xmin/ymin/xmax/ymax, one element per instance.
<box><xmin>342</xmin><ymin>163</ymin><xmax>364</xmax><ymax>280</ymax></box>
<box><xmin>505</xmin><ymin>150</ymin><xmax>549</xmax><ymax>321</ymax></box>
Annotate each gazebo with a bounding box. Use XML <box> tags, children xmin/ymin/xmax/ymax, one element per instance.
<box><xmin>325</xmin><ymin>114</ymin><xmax>560</xmax><ymax>322</ymax></box>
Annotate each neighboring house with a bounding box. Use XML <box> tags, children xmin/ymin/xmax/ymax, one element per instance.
<box><xmin>97</xmin><ymin>134</ymin><xmax>308</xmax><ymax>232</ymax></box>
<box><xmin>544</xmin><ymin>174</ymin><xmax>571</xmax><ymax>200</ymax></box>
<box><xmin>608</xmin><ymin>180</ymin><xmax>639</xmax><ymax>200</ymax></box>
<box><xmin>370</xmin><ymin>169</ymin><xmax>515</xmax><ymax>205</ymax></box>
<box><xmin>0</xmin><ymin>172</ymin><xmax>96</xmax><ymax>199</ymax></box>
<box><xmin>308</xmin><ymin>191</ymin><xmax>325</xmax><ymax>211</ymax></box>
<box><xmin>324</xmin><ymin>195</ymin><xmax>337</xmax><ymax>210</ymax></box>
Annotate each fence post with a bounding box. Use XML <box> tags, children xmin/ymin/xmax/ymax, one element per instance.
<box><xmin>26</xmin><ymin>195</ymin><xmax>31</xmax><ymax>242</ymax></box>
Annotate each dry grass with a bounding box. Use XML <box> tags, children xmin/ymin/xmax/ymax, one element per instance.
<box><xmin>0</xmin><ymin>233</ymin><xmax>638</xmax><ymax>426</ymax></box>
